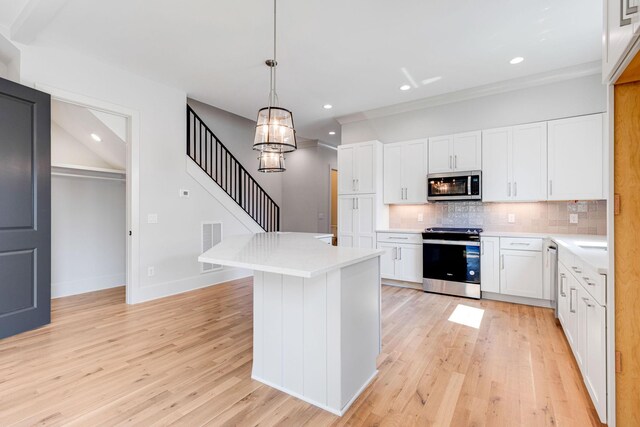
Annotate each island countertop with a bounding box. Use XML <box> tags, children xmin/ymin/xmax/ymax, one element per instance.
<box><xmin>198</xmin><ymin>232</ymin><xmax>384</xmax><ymax>278</ymax></box>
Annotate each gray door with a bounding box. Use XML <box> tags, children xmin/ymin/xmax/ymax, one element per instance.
<box><xmin>0</xmin><ymin>77</ymin><xmax>51</xmax><ymax>339</ymax></box>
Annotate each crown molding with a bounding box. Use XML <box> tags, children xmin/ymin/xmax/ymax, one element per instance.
<box><xmin>336</xmin><ymin>61</ymin><xmax>602</xmax><ymax>125</ymax></box>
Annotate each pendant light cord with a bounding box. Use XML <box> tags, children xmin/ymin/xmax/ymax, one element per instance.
<box><xmin>269</xmin><ymin>0</ymin><xmax>278</xmax><ymax>108</ymax></box>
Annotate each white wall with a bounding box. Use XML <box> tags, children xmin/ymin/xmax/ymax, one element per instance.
<box><xmin>187</xmin><ymin>98</ymin><xmax>283</xmax><ymax>206</ymax></box>
<box><xmin>341</xmin><ymin>74</ymin><xmax>607</xmax><ymax>144</ymax></box>
<box><xmin>51</xmin><ymin>173</ymin><xmax>126</xmax><ymax>297</ymax></box>
<box><xmin>281</xmin><ymin>143</ymin><xmax>337</xmax><ymax>233</ymax></box>
<box><xmin>51</xmin><ymin>123</ymin><xmax>114</xmax><ymax>169</ymax></box>
<box><xmin>17</xmin><ymin>43</ymin><xmax>253</xmax><ymax>303</ymax></box>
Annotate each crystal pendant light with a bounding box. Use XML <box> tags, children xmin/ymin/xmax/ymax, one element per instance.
<box><xmin>258</xmin><ymin>151</ymin><xmax>286</xmax><ymax>173</ymax></box>
<box><xmin>253</xmin><ymin>0</ymin><xmax>297</xmax><ymax>164</ymax></box>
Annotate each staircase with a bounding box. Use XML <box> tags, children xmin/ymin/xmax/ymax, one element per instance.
<box><xmin>187</xmin><ymin>105</ymin><xmax>280</xmax><ymax>232</ymax></box>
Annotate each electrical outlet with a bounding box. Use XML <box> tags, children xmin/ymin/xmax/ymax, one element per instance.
<box><xmin>147</xmin><ymin>214</ymin><xmax>158</xmax><ymax>224</ymax></box>
<box><xmin>508</xmin><ymin>213</ymin><xmax>516</xmax><ymax>223</ymax></box>
<box><xmin>569</xmin><ymin>214</ymin><xmax>579</xmax><ymax>224</ymax></box>
<box><xmin>179</xmin><ymin>189</ymin><xmax>190</xmax><ymax>198</ymax></box>
<box><xmin>147</xmin><ymin>266</ymin><xmax>155</xmax><ymax>277</ymax></box>
<box><xmin>417</xmin><ymin>213</ymin><xmax>424</xmax><ymax>222</ymax></box>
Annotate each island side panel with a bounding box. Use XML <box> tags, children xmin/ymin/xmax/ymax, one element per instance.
<box><xmin>326</xmin><ymin>269</ymin><xmax>342</xmax><ymax>412</ymax></box>
<box><xmin>339</xmin><ymin>257</ymin><xmax>380</xmax><ymax>409</ymax></box>
<box><xmin>282</xmin><ymin>275</ymin><xmax>304</xmax><ymax>395</ymax></box>
<box><xmin>261</xmin><ymin>272</ymin><xmax>284</xmax><ymax>385</ymax></box>
<box><xmin>252</xmin><ymin>271</ymin><xmax>264</xmax><ymax>379</ymax></box>
<box><xmin>303</xmin><ymin>273</ymin><xmax>328</xmax><ymax>406</ymax></box>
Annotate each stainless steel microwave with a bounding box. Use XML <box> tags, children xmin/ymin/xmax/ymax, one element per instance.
<box><xmin>427</xmin><ymin>171</ymin><xmax>482</xmax><ymax>201</ymax></box>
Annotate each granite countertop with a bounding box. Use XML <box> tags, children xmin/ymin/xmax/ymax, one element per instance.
<box><xmin>198</xmin><ymin>232</ymin><xmax>383</xmax><ymax>278</ymax></box>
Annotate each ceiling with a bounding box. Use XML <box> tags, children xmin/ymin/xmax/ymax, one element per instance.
<box><xmin>3</xmin><ymin>0</ymin><xmax>602</xmax><ymax>143</ymax></box>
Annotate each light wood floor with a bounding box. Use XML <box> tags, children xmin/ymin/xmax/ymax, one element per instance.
<box><xmin>0</xmin><ymin>279</ymin><xmax>603</xmax><ymax>426</ymax></box>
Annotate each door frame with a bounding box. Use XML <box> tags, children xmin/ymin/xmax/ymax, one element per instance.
<box><xmin>36</xmin><ymin>84</ymin><xmax>140</xmax><ymax>304</ymax></box>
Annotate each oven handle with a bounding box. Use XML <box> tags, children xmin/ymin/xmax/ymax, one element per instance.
<box><xmin>422</xmin><ymin>240</ymin><xmax>480</xmax><ymax>246</ymax></box>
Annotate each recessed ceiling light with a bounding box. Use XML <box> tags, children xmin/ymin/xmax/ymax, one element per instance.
<box><xmin>323</xmin><ymin>104</ymin><xmax>333</xmax><ymax>109</ymax></box>
<box><xmin>329</xmin><ymin>131</ymin><xmax>336</xmax><ymax>135</ymax></box>
<box><xmin>90</xmin><ymin>133</ymin><xmax>102</xmax><ymax>142</ymax></box>
<box><xmin>400</xmin><ymin>84</ymin><xmax>411</xmax><ymax>91</ymax></box>
<box><xmin>510</xmin><ymin>57</ymin><xmax>524</xmax><ymax>65</ymax></box>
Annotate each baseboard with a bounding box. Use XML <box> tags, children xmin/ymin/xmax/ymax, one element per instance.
<box><xmin>52</xmin><ymin>273</ymin><xmax>125</xmax><ymax>298</ymax></box>
<box><xmin>130</xmin><ymin>267</ymin><xmax>252</xmax><ymax>304</ymax></box>
<box><xmin>482</xmin><ymin>291</ymin><xmax>553</xmax><ymax>308</ymax></box>
<box><xmin>381</xmin><ymin>279</ymin><xmax>422</xmax><ymax>291</ymax></box>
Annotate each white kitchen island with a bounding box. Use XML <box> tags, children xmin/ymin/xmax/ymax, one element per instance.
<box><xmin>198</xmin><ymin>232</ymin><xmax>383</xmax><ymax>416</ymax></box>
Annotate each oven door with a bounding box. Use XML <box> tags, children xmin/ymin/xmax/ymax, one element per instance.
<box><xmin>422</xmin><ymin>240</ymin><xmax>481</xmax><ymax>284</ymax></box>
<box><xmin>427</xmin><ymin>172</ymin><xmax>481</xmax><ymax>201</ymax></box>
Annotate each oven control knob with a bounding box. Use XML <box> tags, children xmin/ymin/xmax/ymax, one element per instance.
<box><xmin>470</xmin><ymin>271</ymin><xmax>475</xmax><ymax>276</ymax></box>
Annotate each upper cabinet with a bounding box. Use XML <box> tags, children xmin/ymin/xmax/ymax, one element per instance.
<box><xmin>428</xmin><ymin>131</ymin><xmax>481</xmax><ymax>173</ymax></box>
<box><xmin>482</xmin><ymin>122</ymin><xmax>547</xmax><ymax>202</ymax></box>
<box><xmin>603</xmin><ymin>0</ymin><xmax>640</xmax><ymax>82</ymax></box>
<box><xmin>383</xmin><ymin>139</ymin><xmax>427</xmax><ymax>204</ymax></box>
<box><xmin>337</xmin><ymin>141</ymin><xmax>380</xmax><ymax>195</ymax></box>
<box><xmin>548</xmin><ymin>114</ymin><xmax>604</xmax><ymax>201</ymax></box>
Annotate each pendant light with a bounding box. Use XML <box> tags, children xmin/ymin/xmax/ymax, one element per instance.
<box><xmin>258</xmin><ymin>151</ymin><xmax>286</xmax><ymax>173</ymax></box>
<box><xmin>253</xmin><ymin>0</ymin><xmax>297</xmax><ymax>161</ymax></box>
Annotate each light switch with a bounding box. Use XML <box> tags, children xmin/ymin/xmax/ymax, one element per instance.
<box><xmin>417</xmin><ymin>213</ymin><xmax>424</xmax><ymax>222</ymax></box>
<box><xmin>569</xmin><ymin>214</ymin><xmax>579</xmax><ymax>224</ymax></box>
<box><xmin>147</xmin><ymin>214</ymin><xmax>158</xmax><ymax>224</ymax></box>
<box><xmin>508</xmin><ymin>214</ymin><xmax>516</xmax><ymax>223</ymax></box>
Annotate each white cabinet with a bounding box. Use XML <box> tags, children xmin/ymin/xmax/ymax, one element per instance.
<box><xmin>338</xmin><ymin>195</ymin><xmax>376</xmax><ymax>249</ymax></box>
<box><xmin>383</xmin><ymin>139</ymin><xmax>427</xmax><ymax>204</ymax></box>
<box><xmin>480</xmin><ymin>237</ymin><xmax>500</xmax><ymax>293</ymax></box>
<box><xmin>603</xmin><ymin>0</ymin><xmax>640</xmax><ymax>82</ymax></box>
<box><xmin>376</xmin><ymin>233</ymin><xmax>422</xmax><ymax>283</ymax></box>
<box><xmin>500</xmin><ymin>249</ymin><xmax>543</xmax><ymax>299</ymax></box>
<box><xmin>548</xmin><ymin>114</ymin><xmax>604</xmax><ymax>201</ymax></box>
<box><xmin>428</xmin><ymin>131</ymin><xmax>481</xmax><ymax>173</ymax></box>
<box><xmin>482</xmin><ymin>123</ymin><xmax>547</xmax><ymax>202</ymax></box>
<box><xmin>337</xmin><ymin>141</ymin><xmax>377</xmax><ymax>194</ymax></box>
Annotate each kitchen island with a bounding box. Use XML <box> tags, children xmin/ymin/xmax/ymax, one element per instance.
<box><xmin>198</xmin><ymin>232</ymin><xmax>383</xmax><ymax>416</ymax></box>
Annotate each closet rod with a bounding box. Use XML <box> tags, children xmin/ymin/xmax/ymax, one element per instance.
<box><xmin>51</xmin><ymin>172</ymin><xmax>125</xmax><ymax>182</ymax></box>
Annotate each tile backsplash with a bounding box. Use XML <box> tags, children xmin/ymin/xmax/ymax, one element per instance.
<box><xmin>389</xmin><ymin>200</ymin><xmax>607</xmax><ymax>235</ymax></box>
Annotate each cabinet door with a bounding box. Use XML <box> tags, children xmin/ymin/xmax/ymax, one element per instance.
<box><xmin>548</xmin><ymin>114</ymin><xmax>604</xmax><ymax>201</ymax></box>
<box><xmin>378</xmin><ymin>243</ymin><xmax>398</xmax><ymax>279</ymax></box>
<box><xmin>338</xmin><ymin>146</ymin><xmax>355</xmax><ymax>195</ymax></box>
<box><xmin>584</xmin><ymin>297</ymin><xmax>607</xmax><ymax>421</ymax></box>
<box><xmin>337</xmin><ymin>196</ymin><xmax>355</xmax><ymax>247</ymax></box>
<box><xmin>355</xmin><ymin>195</ymin><xmax>376</xmax><ymax>248</ymax></box>
<box><xmin>453</xmin><ymin>131</ymin><xmax>482</xmax><ymax>171</ymax></box>
<box><xmin>480</xmin><ymin>237</ymin><xmax>500</xmax><ymax>293</ymax></box>
<box><xmin>511</xmin><ymin>122</ymin><xmax>547</xmax><ymax>201</ymax></box>
<box><xmin>482</xmin><ymin>127</ymin><xmax>511</xmax><ymax>202</ymax></box>
<box><xmin>383</xmin><ymin>143</ymin><xmax>403</xmax><ymax>204</ymax></box>
<box><xmin>355</xmin><ymin>142</ymin><xmax>375</xmax><ymax>194</ymax></box>
<box><xmin>558</xmin><ymin>263</ymin><xmax>570</xmax><ymax>328</ymax></box>
<box><xmin>564</xmin><ymin>279</ymin><xmax>579</xmax><ymax>349</ymax></box>
<box><xmin>402</xmin><ymin>140</ymin><xmax>428</xmax><ymax>203</ymax></box>
<box><xmin>398</xmin><ymin>244</ymin><xmax>422</xmax><ymax>283</ymax></box>
<box><xmin>428</xmin><ymin>135</ymin><xmax>453</xmax><ymax>173</ymax></box>
<box><xmin>500</xmin><ymin>249</ymin><xmax>543</xmax><ymax>298</ymax></box>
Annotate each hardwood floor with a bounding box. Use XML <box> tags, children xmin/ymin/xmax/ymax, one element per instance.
<box><xmin>0</xmin><ymin>279</ymin><xmax>603</xmax><ymax>426</ymax></box>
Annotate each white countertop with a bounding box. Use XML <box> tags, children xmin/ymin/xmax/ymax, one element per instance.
<box><xmin>198</xmin><ymin>232</ymin><xmax>383</xmax><ymax>278</ymax></box>
<box><xmin>376</xmin><ymin>228</ymin><xmax>424</xmax><ymax>234</ymax></box>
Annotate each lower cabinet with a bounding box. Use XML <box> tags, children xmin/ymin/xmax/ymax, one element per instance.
<box><xmin>376</xmin><ymin>233</ymin><xmax>422</xmax><ymax>283</ymax></box>
<box><xmin>480</xmin><ymin>237</ymin><xmax>500</xmax><ymax>293</ymax></box>
<box><xmin>558</xmin><ymin>259</ymin><xmax>607</xmax><ymax>423</ymax></box>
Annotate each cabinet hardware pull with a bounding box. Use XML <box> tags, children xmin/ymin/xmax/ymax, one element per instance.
<box><xmin>582</xmin><ymin>276</ymin><xmax>596</xmax><ymax>286</ymax></box>
<box><xmin>510</xmin><ymin>242</ymin><xmax>530</xmax><ymax>246</ymax></box>
<box><xmin>549</xmin><ymin>180</ymin><xmax>553</xmax><ymax>196</ymax></box>
<box><xmin>393</xmin><ymin>247</ymin><xmax>397</xmax><ymax>260</ymax></box>
<box><xmin>560</xmin><ymin>274</ymin><xmax>566</xmax><ymax>297</ymax></box>
<box><xmin>454</xmin><ymin>155</ymin><xmax>458</xmax><ymax>169</ymax></box>
<box><xmin>572</xmin><ymin>266</ymin><xmax>582</xmax><ymax>274</ymax></box>
<box><xmin>514</xmin><ymin>182</ymin><xmax>517</xmax><ymax>197</ymax></box>
<box><xmin>449</xmin><ymin>155</ymin><xmax>452</xmax><ymax>169</ymax></box>
<box><xmin>500</xmin><ymin>254</ymin><xmax>505</xmax><ymax>270</ymax></box>
<box><xmin>481</xmin><ymin>241</ymin><xmax>484</xmax><ymax>255</ymax></box>
<box><xmin>508</xmin><ymin>182</ymin><xmax>512</xmax><ymax>197</ymax></box>
<box><xmin>399</xmin><ymin>247</ymin><xmax>402</xmax><ymax>260</ymax></box>
<box><xmin>569</xmin><ymin>288</ymin><xmax>576</xmax><ymax>313</ymax></box>
<box><xmin>582</xmin><ymin>297</ymin><xmax>595</xmax><ymax>308</ymax></box>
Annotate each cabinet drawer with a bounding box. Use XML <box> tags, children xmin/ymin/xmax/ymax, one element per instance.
<box><xmin>558</xmin><ymin>246</ymin><xmax>575</xmax><ymax>268</ymax></box>
<box><xmin>500</xmin><ymin>237</ymin><xmax>542</xmax><ymax>252</ymax></box>
<box><xmin>376</xmin><ymin>232</ymin><xmax>422</xmax><ymax>245</ymax></box>
<box><xmin>570</xmin><ymin>259</ymin><xmax>606</xmax><ymax>306</ymax></box>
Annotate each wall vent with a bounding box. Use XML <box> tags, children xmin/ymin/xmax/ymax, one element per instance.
<box><xmin>201</xmin><ymin>221</ymin><xmax>223</xmax><ymax>273</ymax></box>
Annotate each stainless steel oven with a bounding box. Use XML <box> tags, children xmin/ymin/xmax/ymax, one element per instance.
<box><xmin>422</xmin><ymin>227</ymin><xmax>482</xmax><ymax>299</ymax></box>
<box><xmin>427</xmin><ymin>171</ymin><xmax>481</xmax><ymax>202</ymax></box>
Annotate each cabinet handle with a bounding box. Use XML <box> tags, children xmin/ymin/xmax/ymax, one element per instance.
<box><xmin>454</xmin><ymin>155</ymin><xmax>458</xmax><ymax>169</ymax></box>
<box><xmin>500</xmin><ymin>254</ymin><xmax>505</xmax><ymax>270</ymax></box>
<box><xmin>404</xmin><ymin>188</ymin><xmax>408</xmax><ymax>199</ymax></box>
<box><xmin>569</xmin><ymin>288</ymin><xmax>576</xmax><ymax>313</ymax></box>
<box><xmin>582</xmin><ymin>296</ymin><xmax>595</xmax><ymax>308</ymax></box>
<box><xmin>571</xmin><ymin>266</ymin><xmax>582</xmax><ymax>274</ymax></box>
<box><xmin>398</xmin><ymin>247</ymin><xmax>402</xmax><ymax>260</ymax></box>
<box><xmin>393</xmin><ymin>247</ymin><xmax>397</xmax><ymax>260</ymax></box>
<box><xmin>449</xmin><ymin>155</ymin><xmax>453</xmax><ymax>169</ymax></box>
<box><xmin>481</xmin><ymin>241</ymin><xmax>485</xmax><ymax>255</ymax></box>
<box><xmin>549</xmin><ymin>180</ymin><xmax>553</xmax><ymax>196</ymax></box>
<box><xmin>508</xmin><ymin>182</ymin><xmax>512</xmax><ymax>197</ymax></box>
<box><xmin>514</xmin><ymin>182</ymin><xmax>517</xmax><ymax>197</ymax></box>
<box><xmin>582</xmin><ymin>276</ymin><xmax>596</xmax><ymax>286</ymax></box>
<box><xmin>560</xmin><ymin>274</ymin><xmax>566</xmax><ymax>297</ymax></box>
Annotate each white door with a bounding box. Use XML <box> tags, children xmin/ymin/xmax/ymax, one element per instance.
<box><xmin>337</xmin><ymin>195</ymin><xmax>355</xmax><ymax>247</ymax></box>
<box><xmin>398</xmin><ymin>244</ymin><xmax>422</xmax><ymax>283</ymax></box>
<box><xmin>453</xmin><ymin>131</ymin><xmax>482</xmax><ymax>171</ymax></box>
<box><xmin>428</xmin><ymin>135</ymin><xmax>453</xmax><ymax>173</ymax></box>
<box><xmin>548</xmin><ymin>114</ymin><xmax>604</xmax><ymax>201</ymax></box>
<box><xmin>337</xmin><ymin>146</ymin><xmax>355</xmax><ymax>195</ymax></box>
<box><xmin>355</xmin><ymin>195</ymin><xmax>376</xmax><ymax>248</ymax></box>
<box><xmin>511</xmin><ymin>122</ymin><xmax>547</xmax><ymax>201</ymax></box>
<box><xmin>402</xmin><ymin>140</ymin><xmax>427</xmax><ymax>203</ymax></box>
<box><xmin>480</xmin><ymin>237</ymin><xmax>500</xmax><ymax>293</ymax></box>
<box><xmin>355</xmin><ymin>142</ymin><xmax>375</xmax><ymax>194</ymax></box>
<box><xmin>383</xmin><ymin>143</ymin><xmax>403</xmax><ymax>204</ymax></box>
<box><xmin>482</xmin><ymin>127</ymin><xmax>511</xmax><ymax>202</ymax></box>
<box><xmin>378</xmin><ymin>243</ymin><xmax>398</xmax><ymax>279</ymax></box>
<box><xmin>500</xmin><ymin>250</ymin><xmax>543</xmax><ymax>298</ymax></box>
<box><xmin>584</xmin><ymin>297</ymin><xmax>607</xmax><ymax>421</ymax></box>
